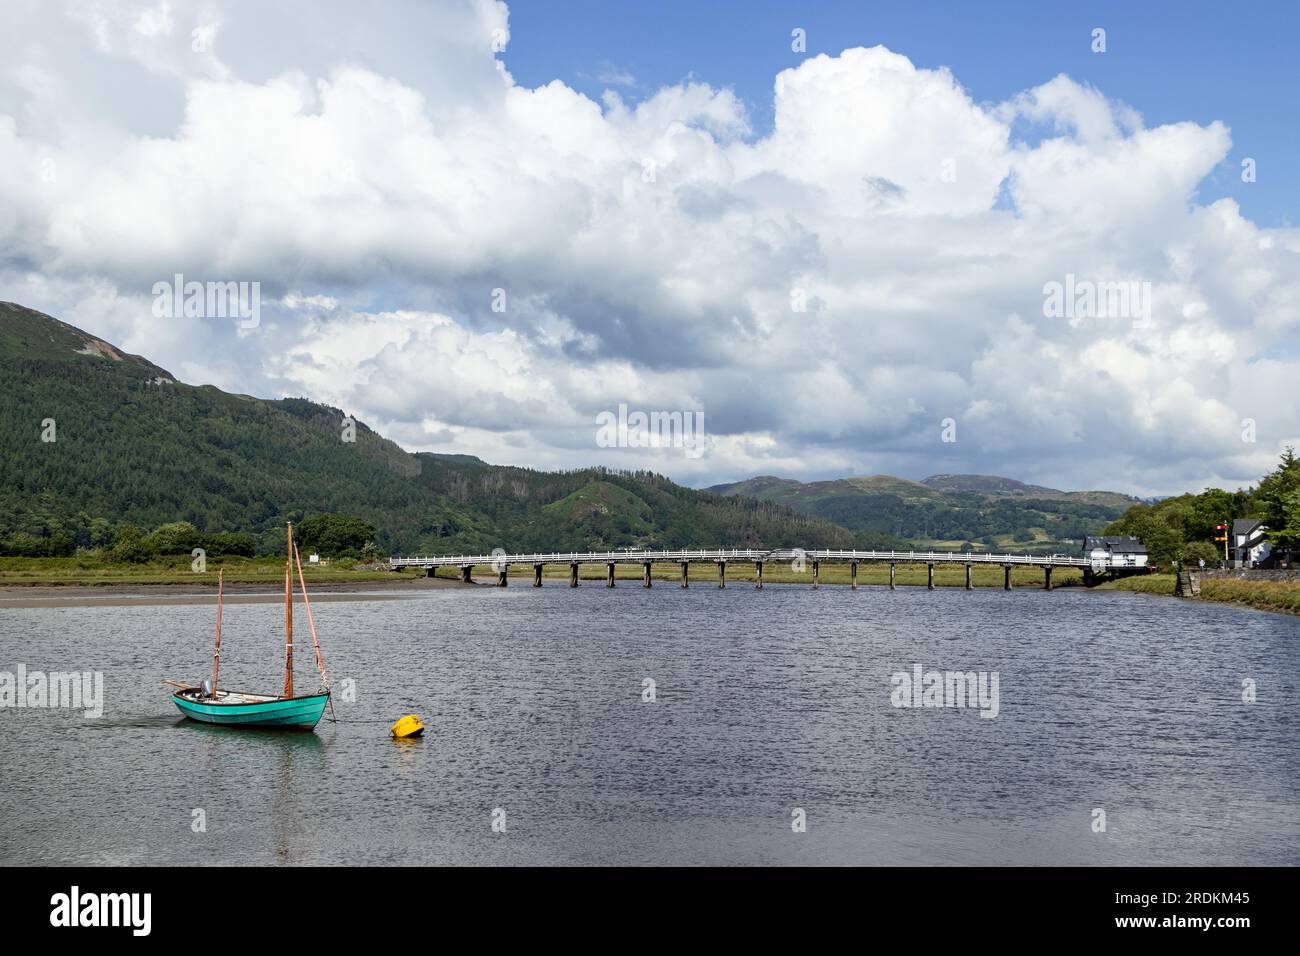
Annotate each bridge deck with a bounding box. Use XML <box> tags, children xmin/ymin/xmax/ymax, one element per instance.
<box><xmin>389</xmin><ymin>548</ymin><xmax>1098</xmax><ymax>569</ymax></box>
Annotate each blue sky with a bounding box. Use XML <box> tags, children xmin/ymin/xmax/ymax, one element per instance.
<box><xmin>509</xmin><ymin>0</ymin><xmax>1296</xmax><ymax>226</ymax></box>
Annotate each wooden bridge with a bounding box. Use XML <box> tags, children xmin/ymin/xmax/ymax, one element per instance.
<box><xmin>388</xmin><ymin>548</ymin><xmax>1117</xmax><ymax>590</ymax></box>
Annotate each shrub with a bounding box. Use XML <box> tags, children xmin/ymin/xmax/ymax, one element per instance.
<box><xmin>148</xmin><ymin>521</ymin><xmax>202</xmax><ymax>555</ymax></box>
<box><xmin>110</xmin><ymin>523</ymin><xmax>155</xmax><ymax>563</ymax></box>
<box><xmin>204</xmin><ymin>532</ymin><xmax>256</xmax><ymax>557</ymax></box>
<box><xmin>0</xmin><ymin>531</ymin><xmax>75</xmax><ymax>557</ymax></box>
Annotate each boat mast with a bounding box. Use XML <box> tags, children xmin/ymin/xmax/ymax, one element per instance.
<box><xmin>291</xmin><ymin>540</ymin><xmax>331</xmax><ymax>693</ymax></box>
<box><xmin>210</xmin><ymin>567</ymin><xmax>224</xmax><ymax>698</ymax></box>
<box><xmin>283</xmin><ymin>521</ymin><xmax>294</xmax><ymax>699</ymax></box>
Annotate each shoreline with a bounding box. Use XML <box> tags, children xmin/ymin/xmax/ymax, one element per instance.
<box><xmin>1102</xmin><ymin>574</ymin><xmax>1300</xmax><ymax>618</ymax></box>
<box><xmin>4</xmin><ymin>570</ymin><xmax>1296</xmax><ymax>617</ymax></box>
<box><xmin>0</xmin><ymin>575</ymin><xmax>476</xmax><ymax>608</ymax></box>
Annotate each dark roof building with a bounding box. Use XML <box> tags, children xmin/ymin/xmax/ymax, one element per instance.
<box><xmin>1230</xmin><ymin>518</ymin><xmax>1272</xmax><ymax>567</ymax></box>
<box><xmin>1082</xmin><ymin>535</ymin><xmax>1146</xmax><ymax>554</ymax></box>
<box><xmin>1233</xmin><ymin>518</ymin><xmax>1264</xmax><ymax>538</ymax></box>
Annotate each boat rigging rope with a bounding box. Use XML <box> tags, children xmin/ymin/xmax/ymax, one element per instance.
<box><xmin>292</xmin><ymin>541</ymin><xmax>338</xmax><ymax>723</ymax></box>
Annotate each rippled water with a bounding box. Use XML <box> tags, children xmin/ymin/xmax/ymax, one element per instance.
<box><xmin>1</xmin><ymin>584</ymin><xmax>1296</xmax><ymax>865</ymax></box>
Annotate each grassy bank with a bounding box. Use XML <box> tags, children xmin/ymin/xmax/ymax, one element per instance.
<box><xmin>428</xmin><ymin>561</ymin><xmax>1083</xmax><ymax>588</ymax></box>
<box><xmin>1105</xmin><ymin>573</ymin><xmax>1300</xmax><ymax>615</ymax></box>
<box><xmin>0</xmin><ymin>555</ymin><xmax>396</xmax><ymax>587</ymax></box>
<box><xmin>1102</xmin><ymin>573</ymin><xmax>1178</xmax><ymax>595</ymax></box>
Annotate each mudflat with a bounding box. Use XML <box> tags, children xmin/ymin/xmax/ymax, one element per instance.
<box><xmin>0</xmin><ymin>575</ymin><xmax>476</xmax><ymax>608</ymax></box>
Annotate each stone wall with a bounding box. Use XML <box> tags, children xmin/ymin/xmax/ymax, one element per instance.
<box><xmin>1200</xmin><ymin>568</ymin><xmax>1300</xmax><ymax>583</ymax></box>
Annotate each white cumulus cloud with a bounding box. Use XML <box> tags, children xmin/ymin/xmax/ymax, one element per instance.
<box><xmin>0</xmin><ymin>0</ymin><xmax>1296</xmax><ymax>497</ymax></box>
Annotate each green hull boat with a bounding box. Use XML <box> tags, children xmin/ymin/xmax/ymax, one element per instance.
<box><xmin>167</xmin><ymin>522</ymin><xmax>334</xmax><ymax>734</ymax></box>
<box><xmin>173</xmin><ymin>688</ymin><xmax>330</xmax><ymax>730</ymax></box>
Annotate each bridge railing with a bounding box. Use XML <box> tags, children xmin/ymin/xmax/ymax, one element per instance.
<box><xmin>388</xmin><ymin>548</ymin><xmax>1096</xmax><ymax>568</ymax></box>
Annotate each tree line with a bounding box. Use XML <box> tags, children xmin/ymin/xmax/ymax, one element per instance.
<box><xmin>1104</xmin><ymin>449</ymin><xmax>1300</xmax><ymax>566</ymax></box>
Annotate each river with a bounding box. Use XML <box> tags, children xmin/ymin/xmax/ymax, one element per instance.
<box><xmin>1</xmin><ymin>584</ymin><xmax>1296</xmax><ymax>865</ymax></box>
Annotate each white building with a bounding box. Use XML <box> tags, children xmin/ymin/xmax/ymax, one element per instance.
<box><xmin>1082</xmin><ymin>535</ymin><xmax>1148</xmax><ymax>570</ymax></box>
<box><xmin>1231</xmin><ymin>519</ymin><xmax>1271</xmax><ymax>568</ymax></box>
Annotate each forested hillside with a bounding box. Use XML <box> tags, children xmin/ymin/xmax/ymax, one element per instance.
<box><xmin>707</xmin><ymin>473</ymin><xmax>1139</xmax><ymax>552</ymax></box>
<box><xmin>0</xmin><ymin>303</ymin><xmax>851</xmax><ymax>556</ymax></box>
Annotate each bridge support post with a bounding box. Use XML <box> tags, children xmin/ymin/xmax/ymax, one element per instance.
<box><xmin>680</xmin><ymin>562</ymin><xmax>689</xmax><ymax>588</ymax></box>
<box><xmin>497</xmin><ymin>568</ymin><xmax>508</xmax><ymax>587</ymax></box>
<box><xmin>643</xmin><ymin>562</ymin><xmax>652</xmax><ymax>588</ymax></box>
<box><xmin>965</xmin><ymin>564</ymin><xmax>972</xmax><ymax>590</ymax></box>
<box><xmin>851</xmin><ymin>561</ymin><xmax>858</xmax><ymax>590</ymax></box>
<box><xmin>533</xmin><ymin>563</ymin><xmax>543</xmax><ymax>587</ymax></box>
<box><xmin>927</xmin><ymin>563</ymin><xmax>935</xmax><ymax>590</ymax></box>
<box><xmin>569</xmin><ymin>562</ymin><xmax>579</xmax><ymax>587</ymax></box>
<box><xmin>1003</xmin><ymin>565</ymin><xmax>1012</xmax><ymax>590</ymax></box>
<box><xmin>755</xmin><ymin>561</ymin><xmax>763</xmax><ymax>589</ymax></box>
<box><xmin>1044</xmin><ymin>566</ymin><xmax>1053</xmax><ymax>591</ymax></box>
<box><xmin>460</xmin><ymin>565</ymin><xmax>472</xmax><ymax>584</ymax></box>
<box><xmin>812</xmin><ymin>560</ymin><xmax>819</xmax><ymax>589</ymax></box>
<box><xmin>426</xmin><ymin>567</ymin><xmax>437</xmax><ymax>579</ymax></box>
<box><xmin>717</xmin><ymin>561</ymin><xmax>726</xmax><ymax>589</ymax></box>
<box><xmin>607</xmin><ymin>562</ymin><xmax>616</xmax><ymax>588</ymax></box>
<box><xmin>889</xmin><ymin>563</ymin><xmax>896</xmax><ymax>590</ymax></box>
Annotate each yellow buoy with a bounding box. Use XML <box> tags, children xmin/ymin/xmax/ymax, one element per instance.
<box><xmin>390</xmin><ymin>714</ymin><xmax>424</xmax><ymax>739</ymax></box>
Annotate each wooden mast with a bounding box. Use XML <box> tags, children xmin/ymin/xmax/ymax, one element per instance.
<box><xmin>283</xmin><ymin>521</ymin><xmax>294</xmax><ymax>699</ymax></box>
<box><xmin>210</xmin><ymin>568</ymin><xmax>224</xmax><ymax>698</ymax></box>
<box><xmin>292</xmin><ymin>540</ymin><xmax>330</xmax><ymax>693</ymax></box>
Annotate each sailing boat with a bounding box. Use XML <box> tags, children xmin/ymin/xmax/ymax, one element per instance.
<box><xmin>169</xmin><ymin>522</ymin><xmax>332</xmax><ymax>731</ymax></box>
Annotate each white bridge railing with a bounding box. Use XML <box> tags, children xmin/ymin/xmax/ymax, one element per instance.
<box><xmin>388</xmin><ymin>548</ymin><xmax>1097</xmax><ymax>569</ymax></box>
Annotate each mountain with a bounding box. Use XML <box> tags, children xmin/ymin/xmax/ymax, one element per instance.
<box><xmin>707</xmin><ymin>471</ymin><xmax>1140</xmax><ymax>552</ymax></box>
<box><xmin>0</xmin><ymin>302</ymin><xmax>852</xmax><ymax>555</ymax></box>
<box><xmin>919</xmin><ymin>473</ymin><xmax>1138</xmax><ymax>509</ymax></box>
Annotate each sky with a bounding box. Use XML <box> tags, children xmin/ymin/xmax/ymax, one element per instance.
<box><xmin>0</xmin><ymin>0</ymin><xmax>1297</xmax><ymax>497</ymax></box>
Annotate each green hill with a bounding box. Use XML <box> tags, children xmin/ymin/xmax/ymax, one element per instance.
<box><xmin>707</xmin><ymin>471</ymin><xmax>1140</xmax><ymax>552</ymax></box>
<box><xmin>0</xmin><ymin>302</ymin><xmax>851</xmax><ymax>555</ymax></box>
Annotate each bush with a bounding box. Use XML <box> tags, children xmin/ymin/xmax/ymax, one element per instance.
<box><xmin>204</xmin><ymin>532</ymin><xmax>256</xmax><ymax>557</ymax></box>
<box><xmin>147</xmin><ymin>521</ymin><xmax>202</xmax><ymax>555</ymax></box>
<box><xmin>110</xmin><ymin>523</ymin><xmax>155</xmax><ymax>563</ymax></box>
<box><xmin>0</xmin><ymin>531</ymin><xmax>75</xmax><ymax>557</ymax></box>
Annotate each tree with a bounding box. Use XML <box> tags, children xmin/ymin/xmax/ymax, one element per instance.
<box><xmin>1120</xmin><ymin>511</ymin><xmax>1184</xmax><ymax>567</ymax></box>
<box><xmin>1182</xmin><ymin>540</ymin><xmax>1222</xmax><ymax>566</ymax></box>
<box><xmin>295</xmin><ymin>513</ymin><xmax>376</xmax><ymax>557</ymax></box>
<box><xmin>88</xmin><ymin>517</ymin><xmax>113</xmax><ymax>548</ymax></box>
<box><xmin>0</xmin><ymin>531</ymin><xmax>74</xmax><ymax>557</ymax></box>
<box><xmin>204</xmin><ymin>532</ymin><xmax>256</xmax><ymax>557</ymax></box>
<box><xmin>1259</xmin><ymin>447</ymin><xmax>1300</xmax><ymax>550</ymax></box>
<box><xmin>1185</xmin><ymin>489</ymin><xmax>1238</xmax><ymax>543</ymax></box>
<box><xmin>148</xmin><ymin>521</ymin><xmax>202</xmax><ymax>554</ymax></box>
<box><xmin>110</xmin><ymin>523</ymin><xmax>154</xmax><ymax>563</ymax></box>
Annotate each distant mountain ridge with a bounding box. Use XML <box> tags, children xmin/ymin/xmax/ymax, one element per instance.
<box><xmin>707</xmin><ymin>472</ymin><xmax>1140</xmax><ymax>551</ymax></box>
<box><xmin>917</xmin><ymin>474</ymin><xmax>1139</xmax><ymax>508</ymax></box>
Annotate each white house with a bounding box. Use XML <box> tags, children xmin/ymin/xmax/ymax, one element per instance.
<box><xmin>1231</xmin><ymin>519</ymin><xmax>1271</xmax><ymax>568</ymax></box>
<box><xmin>1082</xmin><ymin>535</ymin><xmax>1148</xmax><ymax>570</ymax></box>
